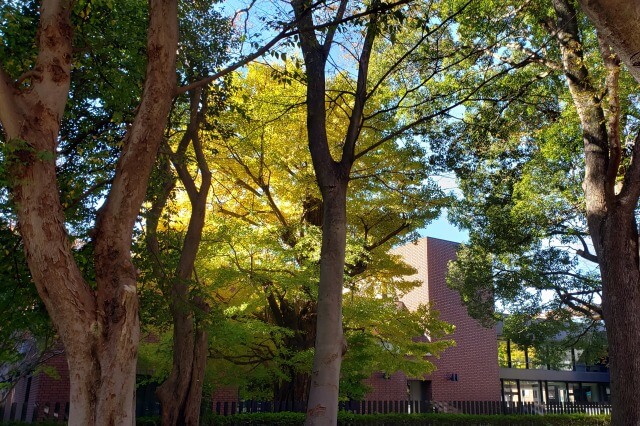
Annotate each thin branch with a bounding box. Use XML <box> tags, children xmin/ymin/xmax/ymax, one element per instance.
<box><xmin>617</xmin><ymin>129</ymin><xmax>640</xmax><ymax>211</ymax></box>
<box><xmin>574</xmin><ymin>232</ymin><xmax>599</xmax><ymax>263</ymax></box>
<box><xmin>63</xmin><ymin>177</ymin><xmax>113</xmax><ymax>212</ymax></box>
<box><xmin>217</xmin><ymin>207</ymin><xmax>260</xmax><ymax>226</ymax></box>
<box><xmin>556</xmin><ymin>288</ymin><xmax>603</xmax><ymax>319</ymax></box>
<box><xmin>356</xmin><ymin>59</ymin><xmax>523</xmax><ymax>160</ymax></box>
<box><xmin>14</xmin><ymin>70</ymin><xmax>41</xmax><ymax>87</ymax></box>
<box><xmin>342</xmin><ymin>2</ymin><xmax>379</xmax><ymax>165</ymax></box>
<box><xmin>563</xmin><ymin>319</ymin><xmax>598</xmax><ymax>348</ymax></box>
<box><xmin>323</xmin><ymin>0</ymin><xmax>348</xmax><ymax>52</ymax></box>
<box><xmin>58</xmin><ymin>115</ymin><xmax>114</xmax><ymax>157</ymax></box>
<box><xmin>177</xmin><ymin>25</ymin><xmax>295</xmax><ymax>95</ymax></box>
<box><xmin>365</xmin><ymin>222</ymin><xmax>411</xmax><ymax>251</ymax></box>
<box><xmin>178</xmin><ymin>0</ymin><xmax>415</xmax><ymax>94</ymax></box>
<box><xmin>493</xmin><ymin>42</ymin><xmax>562</xmax><ymax>71</ymax></box>
<box><xmin>367</xmin><ymin>0</ymin><xmax>474</xmax><ymax>100</ymax></box>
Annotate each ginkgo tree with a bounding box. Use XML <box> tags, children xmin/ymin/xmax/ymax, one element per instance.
<box><xmin>138</xmin><ymin>63</ymin><xmax>454</xmax><ymax>405</ymax></box>
<box><xmin>207</xmin><ymin>64</ymin><xmax>454</xmax><ymax>402</ymax></box>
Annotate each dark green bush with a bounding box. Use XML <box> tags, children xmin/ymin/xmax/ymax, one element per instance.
<box><xmin>342</xmin><ymin>413</ymin><xmax>610</xmax><ymax>425</ymax></box>
<box><xmin>199</xmin><ymin>412</ymin><xmax>610</xmax><ymax>426</ymax></box>
<box><xmin>137</xmin><ymin>415</ymin><xmax>161</xmax><ymax>425</ymax></box>
<box><xmin>203</xmin><ymin>411</ymin><xmax>305</xmax><ymax>425</ymax></box>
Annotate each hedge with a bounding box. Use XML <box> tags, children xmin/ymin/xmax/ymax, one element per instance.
<box><xmin>187</xmin><ymin>412</ymin><xmax>611</xmax><ymax>426</ymax></box>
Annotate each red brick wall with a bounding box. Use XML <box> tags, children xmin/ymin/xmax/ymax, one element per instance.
<box><xmin>211</xmin><ymin>386</ymin><xmax>239</xmax><ymax>404</ymax></box>
<box><xmin>363</xmin><ymin>372</ymin><xmax>408</xmax><ymax>401</ymax></box>
<box><xmin>394</xmin><ymin>239</ymin><xmax>431</xmax><ymax>311</ymax></box>
<box><xmin>32</xmin><ymin>352</ymin><xmax>70</xmax><ymax>405</ymax></box>
<box><xmin>392</xmin><ymin>237</ymin><xmax>501</xmax><ymax>402</ymax></box>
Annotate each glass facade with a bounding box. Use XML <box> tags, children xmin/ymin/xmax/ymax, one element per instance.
<box><xmin>501</xmin><ymin>380</ymin><xmax>610</xmax><ymax>403</ymax></box>
<box><xmin>499</xmin><ymin>339</ymin><xmax>610</xmax><ymax>404</ymax></box>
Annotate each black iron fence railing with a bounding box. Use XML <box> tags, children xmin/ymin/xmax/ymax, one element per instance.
<box><xmin>0</xmin><ymin>399</ymin><xmax>612</xmax><ymax>423</ymax></box>
<box><xmin>210</xmin><ymin>400</ymin><xmax>612</xmax><ymax>416</ymax></box>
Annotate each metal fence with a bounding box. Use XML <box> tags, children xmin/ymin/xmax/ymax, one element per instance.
<box><xmin>211</xmin><ymin>399</ymin><xmax>612</xmax><ymax>416</ymax></box>
<box><xmin>0</xmin><ymin>399</ymin><xmax>612</xmax><ymax>423</ymax></box>
<box><xmin>0</xmin><ymin>401</ymin><xmax>69</xmax><ymax>423</ymax></box>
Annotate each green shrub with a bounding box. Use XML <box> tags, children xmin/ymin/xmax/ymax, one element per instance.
<box><xmin>199</xmin><ymin>412</ymin><xmax>610</xmax><ymax>426</ymax></box>
<box><xmin>137</xmin><ymin>415</ymin><xmax>161</xmax><ymax>425</ymax></box>
<box><xmin>203</xmin><ymin>411</ymin><xmax>305</xmax><ymax>425</ymax></box>
<box><xmin>340</xmin><ymin>413</ymin><xmax>610</xmax><ymax>425</ymax></box>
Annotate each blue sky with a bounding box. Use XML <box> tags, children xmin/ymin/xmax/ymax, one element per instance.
<box><xmin>420</xmin><ymin>210</ymin><xmax>468</xmax><ymax>243</ymax></box>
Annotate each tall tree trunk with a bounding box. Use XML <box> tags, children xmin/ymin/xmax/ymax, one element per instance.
<box><xmin>273</xmin><ymin>308</ymin><xmax>316</xmax><ymax>405</ymax></box>
<box><xmin>551</xmin><ymin>1</ymin><xmax>640</xmax><ymax>423</ymax></box>
<box><xmin>305</xmin><ymin>186</ymin><xmax>348</xmax><ymax>423</ymax></box>
<box><xmin>575</xmin><ymin>14</ymin><xmax>640</xmax><ymax>424</ymax></box>
<box><xmin>0</xmin><ymin>0</ymin><xmax>178</xmax><ymax>424</ymax></box>
<box><xmin>148</xmin><ymin>88</ymin><xmax>212</xmax><ymax>426</ymax></box>
<box><xmin>156</xmin><ymin>304</ymin><xmax>209</xmax><ymax>426</ymax></box>
<box><xmin>595</xmin><ymin>213</ymin><xmax>640</xmax><ymax>424</ymax></box>
<box><xmin>289</xmin><ymin>0</ymin><xmax>377</xmax><ymax>422</ymax></box>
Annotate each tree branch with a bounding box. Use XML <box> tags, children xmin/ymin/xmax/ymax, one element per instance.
<box><xmin>598</xmin><ymin>34</ymin><xmax>622</xmax><ymax>200</ymax></box>
<box><xmin>168</xmin><ymin>89</ymin><xmax>202</xmax><ymax>202</ymax></box>
<box><xmin>617</xmin><ymin>130</ymin><xmax>640</xmax><ymax>211</ymax></box>
<box><xmin>556</xmin><ymin>288</ymin><xmax>603</xmax><ymax>319</ymax></box>
<box><xmin>367</xmin><ymin>0</ymin><xmax>475</xmax><ymax>100</ymax></box>
<box><xmin>0</xmin><ymin>57</ymin><xmax>23</xmax><ymax>137</ymax></box>
<box><xmin>178</xmin><ymin>0</ymin><xmax>413</xmax><ymax>93</ymax></box>
<box><xmin>356</xmin><ymin>59</ymin><xmax>522</xmax><ymax>160</ymax></box>
<box><xmin>342</xmin><ymin>2</ymin><xmax>379</xmax><ymax>165</ymax></box>
<box><xmin>323</xmin><ymin>0</ymin><xmax>348</xmax><ymax>52</ymax></box>
<box><xmin>217</xmin><ymin>207</ymin><xmax>260</xmax><ymax>226</ymax></box>
<box><xmin>365</xmin><ymin>222</ymin><xmax>411</xmax><ymax>252</ymax></box>
<box><xmin>177</xmin><ymin>25</ymin><xmax>295</xmax><ymax>95</ymax></box>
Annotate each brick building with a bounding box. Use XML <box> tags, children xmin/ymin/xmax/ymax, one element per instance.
<box><xmin>363</xmin><ymin>237</ymin><xmax>501</xmax><ymax>402</ymax></box>
<box><xmin>1</xmin><ymin>352</ymin><xmax>70</xmax><ymax>422</ymax></box>
<box><xmin>2</xmin><ymin>237</ymin><xmax>503</xmax><ymax>421</ymax></box>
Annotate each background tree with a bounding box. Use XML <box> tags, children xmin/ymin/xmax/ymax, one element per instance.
<box><xmin>141</xmin><ymin>3</ymin><xmax>231</xmax><ymax>424</ymax></box>
<box><xmin>434</xmin><ymin>0</ymin><xmax>640</xmax><ymax>422</ymax></box>
<box><xmin>137</xmin><ymin>62</ymin><xmax>454</xmax><ymax>407</ymax></box>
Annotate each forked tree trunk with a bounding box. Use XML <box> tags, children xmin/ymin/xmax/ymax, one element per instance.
<box><xmin>156</xmin><ymin>308</ymin><xmax>209</xmax><ymax>426</ymax></box>
<box><xmin>148</xmin><ymin>89</ymin><xmax>212</xmax><ymax>426</ymax></box>
<box><xmin>289</xmin><ymin>0</ymin><xmax>378</xmax><ymax>423</ymax></box>
<box><xmin>0</xmin><ymin>0</ymin><xmax>178</xmax><ymax>424</ymax></box>
<box><xmin>551</xmin><ymin>1</ymin><xmax>640</xmax><ymax>423</ymax></box>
